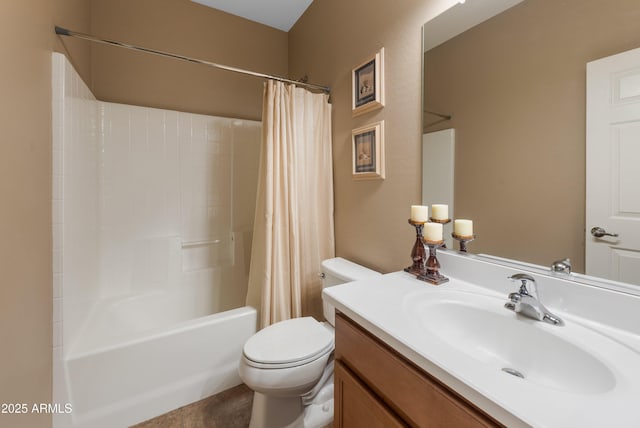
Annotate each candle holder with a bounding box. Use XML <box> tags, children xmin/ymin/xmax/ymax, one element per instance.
<box><xmin>452</xmin><ymin>233</ymin><xmax>476</xmax><ymax>253</ymax></box>
<box><xmin>405</xmin><ymin>219</ymin><xmax>427</xmax><ymax>276</ymax></box>
<box><xmin>429</xmin><ymin>218</ymin><xmax>451</xmax><ymax>225</ymax></box>
<box><xmin>417</xmin><ymin>239</ymin><xmax>449</xmax><ymax>285</ymax></box>
<box><xmin>429</xmin><ymin>218</ymin><xmax>450</xmax><ymax>248</ymax></box>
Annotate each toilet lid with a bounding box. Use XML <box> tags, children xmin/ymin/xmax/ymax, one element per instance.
<box><xmin>243</xmin><ymin>317</ymin><xmax>334</xmax><ymax>368</ymax></box>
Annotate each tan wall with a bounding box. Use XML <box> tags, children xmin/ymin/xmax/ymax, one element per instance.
<box><xmin>55</xmin><ymin>0</ymin><xmax>92</xmax><ymax>81</ymax></box>
<box><xmin>424</xmin><ymin>0</ymin><xmax>640</xmax><ymax>273</ymax></box>
<box><xmin>288</xmin><ymin>0</ymin><xmax>456</xmax><ymax>273</ymax></box>
<box><xmin>90</xmin><ymin>0</ymin><xmax>289</xmax><ymax>121</ymax></box>
<box><xmin>0</xmin><ymin>1</ymin><xmax>90</xmax><ymax>427</ymax></box>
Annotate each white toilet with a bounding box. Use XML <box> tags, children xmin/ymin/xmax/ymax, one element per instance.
<box><xmin>238</xmin><ymin>257</ymin><xmax>381</xmax><ymax>428</ymax></box>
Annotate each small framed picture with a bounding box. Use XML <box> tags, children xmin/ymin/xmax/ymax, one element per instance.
<box><xmin>352</xmin><ymin>121</ymin><xmax>385</xmax><ymax>180</ymax></box>
<box><xmin>352</xmin><ymin>48</ymin><xmax>385</xmax><ymax>116</ymax></box>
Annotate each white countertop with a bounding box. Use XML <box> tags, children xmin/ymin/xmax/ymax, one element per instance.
<box><xmin>323</xmin><ymin>252</ymin><xmax>640</xmax><ymax>428</ymax></box>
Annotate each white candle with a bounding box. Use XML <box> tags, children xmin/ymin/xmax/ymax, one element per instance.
<box><xmin>410</xmin><ymin>205</ymin><xmax>429</xmax><ymax>222</ymax></box>
<box><xmin>454</xmin><ymin>219</ymin><xmax>474</xmax><ymax>237</ymax></box>
<box><xmin>431</xmin><ymin>204</ymin><xmax>449</xmax><ymax>221</ymax></box>
<box><xmin>424</xmin><ymin>222</ymin><xmax>443</xmax><ymax>242</ymax></box>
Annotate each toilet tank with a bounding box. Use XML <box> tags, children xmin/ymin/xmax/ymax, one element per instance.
<box><xmin>321</xmin><ymin>257</ymin><xmax>381</xmax><ymax>325</ymax></box>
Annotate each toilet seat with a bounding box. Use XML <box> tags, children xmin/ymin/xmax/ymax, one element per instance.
<box><xmin>243</xmin><ymin>317</ymin><xmax>334</xmax><ymax>369</ymax></box>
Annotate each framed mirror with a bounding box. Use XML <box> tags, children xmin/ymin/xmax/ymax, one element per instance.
<box><xmin>422</xmin><ymin>0</ymin><xmax>640</xmax><ymax>286</ymax></box>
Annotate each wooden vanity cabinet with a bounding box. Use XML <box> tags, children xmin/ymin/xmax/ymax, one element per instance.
<box><xmin>334</xmin><ymin>312</ymin><xmax>504</xmax><ymax>428</ymax></box>
<box><xmin>334</xmin><ymin>361</ymin><xmax>405</xmax><ymax>427</ymax></box>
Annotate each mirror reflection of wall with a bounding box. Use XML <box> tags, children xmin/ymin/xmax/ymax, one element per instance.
<box><xmin>423</xmin><ymin>0</ymin><xmax>640</xmax><ymax>275</ymax></box>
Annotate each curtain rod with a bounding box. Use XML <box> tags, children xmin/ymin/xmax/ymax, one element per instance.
<box><xmin>424</xmin><ymin>110</ymin><xmax>452</xmax><ymax>121</ymax></box>
<box><xmin>55</xmin><ymin>26</ymin><xmax>331</xmax><ymax>94</ymax></box>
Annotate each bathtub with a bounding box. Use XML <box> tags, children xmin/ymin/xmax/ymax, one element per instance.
<box><xmin>60</xmin><ymin>288</ymin><xmax>257</xmax><ymax>428</ymax></box>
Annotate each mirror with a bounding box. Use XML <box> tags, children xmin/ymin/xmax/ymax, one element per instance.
<box><xmin>422</xmin><ymin>0</ymin><xmax>640</xmax><ymax>286</ymax></box>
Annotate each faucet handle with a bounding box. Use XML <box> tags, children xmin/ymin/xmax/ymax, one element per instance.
<box><xmin>508</xmin><ymin>273</ymin><xmax>536</xmax><ymax>296</ymax></box>
<box><xmin>508</xmin><ymin>273</ymin><xmax>535</xmax><ymax>283</ymax></box>
<box><xmin>507</xmin><ymin>292</ymin><xmax>522</xmax><ymax>303</ymax></box>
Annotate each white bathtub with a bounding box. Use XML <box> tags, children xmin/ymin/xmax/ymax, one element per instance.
<box><xmin>60</xmin><ymin>289</ymin><xmax>256</xmax><ymax>428</ymax></box>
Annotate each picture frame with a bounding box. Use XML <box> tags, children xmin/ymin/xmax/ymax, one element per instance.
<box><xmin>352</xmin><ymin>48</ymin><xmax>385</xmax><ymax>116</ymax></box>
<box><xmin>352</xmin><ymin>121</ymin><xmax>385</xmax><ymax>180</ymax></box>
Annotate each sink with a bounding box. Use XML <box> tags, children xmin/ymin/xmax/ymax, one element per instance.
<box><xmin>410</xmin><ymin>292</ymin><xmax>618</xmax><ymax>395</ymax></box>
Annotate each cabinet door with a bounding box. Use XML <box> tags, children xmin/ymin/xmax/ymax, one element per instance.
<box><xmin>334</xmin><ymin>360</ymin><xmax>406</xmax><ymax>428</ymax></box>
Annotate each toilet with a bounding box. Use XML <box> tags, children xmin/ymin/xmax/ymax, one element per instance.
<box><xmin>238</xmin><ymin>257</ymin><xmax>381</xmax><ymax>428</ymax></box>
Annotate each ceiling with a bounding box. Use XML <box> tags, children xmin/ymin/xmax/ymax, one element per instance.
<box><xmin>191</xmin><ymin>0</ymin><xmax>314</xmax><ymax>32</ymax></box>
<box><xmin>423</xmin><ymin>0</ymin><xmax>524</xmax><ymax>51</ymax></box>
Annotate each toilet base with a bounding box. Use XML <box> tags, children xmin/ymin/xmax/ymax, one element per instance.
<box><xmin>248</xmin><ymin>392</ymin><xmax>304</xmax><ymax>428</ymax></box>
<box><xmin>248</xmin><ymin>383</ymin><xmax>334</xmax><ymax>428</ymax></box>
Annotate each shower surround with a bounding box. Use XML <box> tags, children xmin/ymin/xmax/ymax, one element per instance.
<box><xmin>52</xmin><ymin>53</ymin><xmax>259</xmax><ymax>427</ymax></box>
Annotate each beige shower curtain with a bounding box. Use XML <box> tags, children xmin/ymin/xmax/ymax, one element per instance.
<box><xmin>246</xmin><ymin>80</ymin><xmax>335</xmax><ymax>328</ymax></box>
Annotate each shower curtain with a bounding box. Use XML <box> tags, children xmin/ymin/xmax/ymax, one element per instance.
<box><xmin>246</xmin><ymin>80</ymin><xmax>335</xmax><ymax>328</ymax></box>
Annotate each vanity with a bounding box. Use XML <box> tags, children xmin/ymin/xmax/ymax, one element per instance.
<box><xmin>334</xmin><ymin>312</ymin><xmax>501</xmax><ymax>427</ymax></box>
<box><xmin>323</xmin><ymin>250</ymin><xmax>640</xmax><ymax>427</ymax></box>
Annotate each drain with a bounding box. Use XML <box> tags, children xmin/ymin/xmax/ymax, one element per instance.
<box><xmin>501</xmin><ymin>367</ymin><xmax>525</xmax><ymax>379</ymax></box>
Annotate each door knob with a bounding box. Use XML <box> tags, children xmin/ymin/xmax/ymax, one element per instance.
<box><xmin>590</xmin><ymin>227</ymin><xmax>619</xmax><ymax>238</ymax></box>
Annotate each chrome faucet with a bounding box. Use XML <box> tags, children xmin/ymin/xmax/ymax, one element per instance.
<box><xmin>504</xmin><ymin>273</ymin><xmax>564</xmax><ymax>326</ymax></box>
<box><xmin>551</xmin><ymin>258</ymin><xmax>572</xmax><ymax>274</ymax></box>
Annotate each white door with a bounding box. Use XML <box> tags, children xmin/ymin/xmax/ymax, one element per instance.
<box><xmin>586</xmin><ymin>47</ymin><xmax>640</xmax><ymax>285</ymax></box>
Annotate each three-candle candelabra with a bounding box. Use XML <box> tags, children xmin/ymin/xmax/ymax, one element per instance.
<box><xmin>405</xmin><ymin>214</ymin><xmax>450</xmax><ymax>285</ymax></box>
<box><xmin>406</xmin><ymin>206</ymin><xmax>476</xmax><ymax>285</ymax></box>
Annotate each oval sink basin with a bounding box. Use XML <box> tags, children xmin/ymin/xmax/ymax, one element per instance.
<box><xmin>412</xmin><ymin>293</ymin><xmax>617</xmax><ymax>395</ymax></box>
